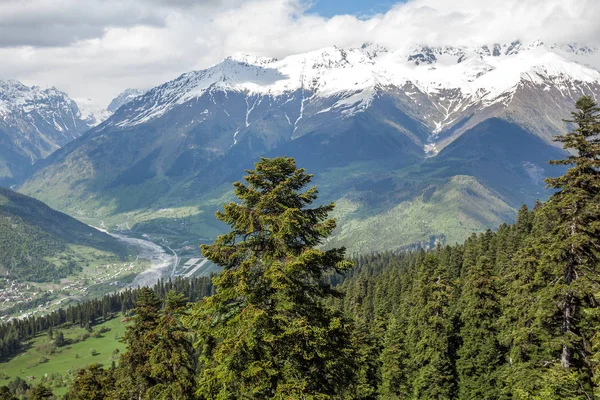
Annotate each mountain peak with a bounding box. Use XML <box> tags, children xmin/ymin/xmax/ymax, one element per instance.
<box><xmin>227</xmin><ymin>53</ymin><xmax>278</xmax><ymax>66</ymax></box>
<box><xmin>0</xmin><ymin>78</ymin><xmax>93</xmax><ymax>184</ymax></box>
<box><xmin>0</xmin><ymin>79</ymin><xmax>65</xmax><ymax>105</ymax></box>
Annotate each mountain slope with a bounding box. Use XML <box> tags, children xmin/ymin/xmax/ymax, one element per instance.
<box><xmin>0</xmin><ymin>80</ymin><xmax>93</xmax><ymax>185</ymax></box>
<box><xmin>0</xmin><ymin>188</ymin><xmax>128</xmax><ymax>282</ymax></box>
<box><xmin>19</xmin><ymin>41</ymin><xmax>598</xmax><ymax>252</ymax></box>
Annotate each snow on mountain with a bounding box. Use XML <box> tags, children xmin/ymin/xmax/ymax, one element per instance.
<box><xmin>110</xmin><ymin>40</ymin><xmax>600</xmax><ymax>130</ymax></box>
<box><xmin>84</xmin><ymin>39</ymin><xmax>598</xmax><ymax>163</ymax></box>
<box><xmin>79</xmin><ymin>88</ymin><xmax>148</xmax><ymax>126</ymax></box>
<box><xmin>20</xmin><ymin>42</ymin><xmax>600</xmax><ymax>254</ymax></box>
<box><xmin>0</xmin><ymin>79</ymin><xmax>92</xmax><ymax>145</ymax></box>
<box><xmin>107</xmin><ymin>88</ymin><xmax>148</xmax><ymax>114</ymax></box>
<box><xmin>0</xmin><ymin>79</ymin><xmax>93</xmax><ymax>184</ymax></box>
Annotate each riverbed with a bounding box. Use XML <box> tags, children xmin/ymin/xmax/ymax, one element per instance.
<box><xmin>107</xmin><ymin>232</ymin><xmax>178</xmax><ymax>288</ymax></box>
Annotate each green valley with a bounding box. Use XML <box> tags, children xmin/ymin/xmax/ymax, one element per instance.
<box><xmin>0</xmin><ymin>189</ymin><xmax>156</xmax><ymax>317</ymax></box>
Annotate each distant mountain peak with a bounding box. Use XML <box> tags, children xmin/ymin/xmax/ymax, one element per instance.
<box><xmin>107</xmin><ymin>88</ymin><xmax>148</xmax><ymax>114</ymax></box>
<box><xmin>0</xmin><ymin>78</ymin><xmax>92</xmax><ymax>185</ymax></box>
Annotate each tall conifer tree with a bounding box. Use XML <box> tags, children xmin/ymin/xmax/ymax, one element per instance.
<box><xmin>379</xmin><ymin>313</ymin><xmax>410</xmax><ymax>399</ymax></box>
<box><xmin>68</xmin><ymin>364</ymin><xmax>115</xmax><ymax>400</ymax></box>
<box><xmin>457</xmin><ymin>253</ymin><xmax>503</xmax><ymax>399</ymax></box>
<box><xmin>544</xmin><ymin>95</ymin><xmax>600</xmax><ymax>370</ymax></box>
<box><xmin>147</xmin><ymin>291</ymin><xmax>196</xmax><ymax>400</ymax></box>
<box><xmin>112</xmin><ymin>287</ymin><xmax>162</xmax><ymax>400</ymax></box>
<box><xmin>407</xmin><ymin>254</ymin><xmax>457</xmax><ymax>399</ymax></box>
<box><xmin>501</xmin><ymin>96</ymin><xmax>600</xmax><ymax>398</ymax></box>
<box><xmin>188</xmin><ymin>157</ymin><xmax>355</xmax><ymax>399</ymax></box>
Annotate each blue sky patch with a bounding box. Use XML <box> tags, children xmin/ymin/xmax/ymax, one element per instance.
<box><xmin>308</xmin><ymin>0</ymin><xmax>400</xmax><ymax>18</ymax></box>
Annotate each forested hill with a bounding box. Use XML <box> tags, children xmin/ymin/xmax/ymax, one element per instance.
<box><xmin>0</xmin><ymin>188</ymin><xmax>128</xmax><ymax>282</ymax></box>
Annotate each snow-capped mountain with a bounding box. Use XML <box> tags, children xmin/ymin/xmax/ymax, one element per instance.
<box><xmin>107</xmin><ymin>40</ymin><xmax>600</xmax><ymax>154</ymax></box>
<box><xmin>0</xmin><ymin>79</ymin><xmax>93</xmax><ymax>184</ymax></box>
<box><xmin>20</xmin><ymin>40</ymin><xmax>600</xmax><ymax>251</ymax></box>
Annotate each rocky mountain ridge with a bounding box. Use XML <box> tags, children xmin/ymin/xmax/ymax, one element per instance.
<box><xmin>0</xmin><ymin>79</ymin><xmax>93</xmax><ymax>185</ymax></box>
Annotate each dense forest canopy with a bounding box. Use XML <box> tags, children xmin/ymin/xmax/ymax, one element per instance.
<box><xmin>1</xmin><ymin>96</ymin><xmax>599</xmax><ymax>399</ymax></box>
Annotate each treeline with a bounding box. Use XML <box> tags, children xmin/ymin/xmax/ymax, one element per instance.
<box><xmin>334</xmin><ymin>97</ymin><xmax>600</xmax><ymax>399</ymax></box>
<box><xmin>0</xmin><ymin>276</ymin><xmax>214</xmax><ymax>361</ymax></box>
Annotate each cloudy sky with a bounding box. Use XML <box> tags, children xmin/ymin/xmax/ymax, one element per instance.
<box><xmin>0</xmin><ymin>0</ymin><xmax>598</xmax><ymax>114</ymax></box>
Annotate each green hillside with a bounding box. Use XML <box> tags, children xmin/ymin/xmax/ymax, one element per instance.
<box><xmin>0</xmin><ymin>188</ymin><xmax>129</xmax><ymax>282</ymax></box>
<box><xmin>0</xmin><ymin>317</ymin><xmax>128</xmax><ymax>396</ymax></box>
<box><xmin>327</xmin><ymin>175</ymin><xmax>515</xmax><ymax>253</ymax></box>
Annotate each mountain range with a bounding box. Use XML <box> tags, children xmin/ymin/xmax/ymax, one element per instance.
<box><xmin>11</xmin><ymin>40</ymin><xmax>600</xmax><ymax>252</ymax></box>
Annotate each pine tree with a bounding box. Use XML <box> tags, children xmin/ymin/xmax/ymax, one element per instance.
<box><xmin>188</xmin><ymin>157</ymin><xmax>356</xmax><ymax>399</ymax></box>
<box><xmin>379</xmin><ymin>314</ymin><xmax>410</xmax><ymax>399</ymax></box>
<box><xmin>545</xmin><ymin>94</ymin><xmax>600</xmax><ymax>369</ymax></box>
<box><xmin>500</xmin><ymin>96</ymin><xmax>600</xmax><ymax>398</ymax></box>
<box><xmin>349</xmin><ymin>320</ymin><xmax>381</xmax><ymax>400</ymax></box>
<box><xmin>29</xmin><ymin>385</ymin><xmax>53</xmax><ymax>400</ymax></box>
<box><xmin>67</xmin><ymin>364</ymin><xmax>115</xmax><ymax>400</ymax></box>
<box><xmin>533</xmin><ymin>95</ymin><xmax>600</xmax><ymax>397</ymax></box>
<box><xmin>0</xmin><ymin>386</ymin><xmax>17</xmax><ymax>400</ymax></box>
<box><xmin>497</xmin><ymin>207</ymin><xmax>554</xmax><ymax>397</ymax></box>
<box><xmin>54</xmin><ymin>331</ymin><xmax>65</xmax><ymax>347</ymax></box>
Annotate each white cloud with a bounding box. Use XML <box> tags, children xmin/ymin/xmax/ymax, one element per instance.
<box><xmin>0</xmin><ymin>0</ymin><xmax>597</xmax><ymax>113</ymax></box>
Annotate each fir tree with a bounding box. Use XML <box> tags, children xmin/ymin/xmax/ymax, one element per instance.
<box><xmin>349</xmin><ymin>320</ymin><xmax>381</xmax><ymax>400</ymax></box>
<box><xmin>0</xmin><ymin>386</ymin><xmax>17</xmax><ymax>400</ymax></box>
<box><xmin>532</xmin><ymin>95</ymin><xmax>600</xmax><ymax>397</ymax></box>
<box><xmin>379</xmin><ymin>314</ymin><xmax>410</xmax><ymax>399</ymax></box>
<box><xmin>407</xmin><ymin>254</ymin><xmax>457</xmax><ymax>399</ymax></box>
<box><xmin>497</xmin><ymin>208</ymin><xmax>554</xmax><ymax>397</ymax></box>
<box><xmin>188</xmin><ymin>157</ymin><xmax>356</xmax><ymax>399</ymax></box>
<box><xmin>54</xmin><ymin>331</ymin><xmax>65</xmax><ymax>347</ymax></box>
<box><xmin>147</xmin><ymin>291</ymin><xmax>196</xmax><ymax>400</ymax></box>
<box><xmin>112</xmin><ymin>287</ymin><xmax>162</xmax><ymax>399</ymax></box>
<box><xmin>457</xmin><ymin>254</ymin><xmax>503</xmax><ymax>399</ymax></box>
<box><xmin>29</xmin><ymin>385</ymin><xmax>53</xmax><ymax>400</ymax></box>
<box><xmin>545</xmin><ymin>95</ymin><xmax>600</xmax><ymax>372</ymax></box>
<box><xmin>500</xmin><ymin>96</ymin><xmax>600</xmax><ymax>398</ymax></box>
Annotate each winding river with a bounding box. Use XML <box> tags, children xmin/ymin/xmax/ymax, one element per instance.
<box><xmin>105</xmin><ymin>231</ymin><xmax>178</xmax><ymax>288</ymax></box>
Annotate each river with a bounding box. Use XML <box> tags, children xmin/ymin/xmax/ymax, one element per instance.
<box><xmin>107</xmin><ymin>231</ymin><xmax>178</xmax><ymax>288</ymax></box>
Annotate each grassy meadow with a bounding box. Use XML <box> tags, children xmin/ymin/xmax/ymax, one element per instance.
<box><xmin>0</xmin><ymin>317</ymin><xmax>128</xmax><ymax>396</ymax></box>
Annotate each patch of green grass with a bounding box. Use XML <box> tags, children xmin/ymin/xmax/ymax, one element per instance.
<box><xmin>0</xmin><ymin>317</ymin><xmax>128</xmax><ymax>396</ymax></box>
